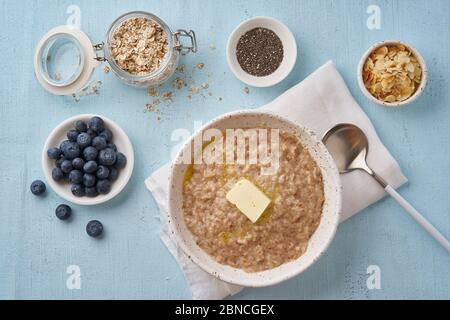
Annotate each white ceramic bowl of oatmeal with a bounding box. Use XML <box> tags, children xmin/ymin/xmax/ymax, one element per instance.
<box><xmin>168</xmin><ymin>110</ymin><xmax>341</xmax><ymax>287</ymax></box>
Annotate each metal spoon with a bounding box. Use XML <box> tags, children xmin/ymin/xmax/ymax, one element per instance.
<box><xmin>323</xmin><ymin>123</ymin><xmax>450</xmax><ymax>252</ymax></box>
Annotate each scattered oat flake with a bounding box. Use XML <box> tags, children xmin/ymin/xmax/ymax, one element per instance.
<box><xmin>208</xmin><ymin>92</ymin><xmax>213</xmax><ymax>96</ymax></box>
<box><xmin>189</xmin><ymin>85</ymin><xmax>200</xmax><ymax>94</ymax></box>
<box><xmin>172</xmin><ymin>77</ymin><xmax>186</xmax><ymax>89</ymax></box>
<box><xmin>201</xmin><ymin>82</ymin><xmax>209</xmax><ymax>89</ymax></box>
<box><xmin>148</xmin><ymin>87</ymin><xmax>158</xmax><ymax>97</ymax></box>
<box><xmin>72</xmin><ymin>81</ymin><xmax>102</xmax><ymax>101</ymax></box>
<box><xmin>103</xmin><ymin>66</ymin><xmax>110</xmax><ymax>74</ymax></box>
<box><xmin>196</xmin><ymin>63</ymin><xmax>205</xmax><ymax>69</ymax></box>
<box><xmin>152</xmin><ymin>98</ymin><xmax>160</xmax><ymax>105</ymax></box>
<box><xmin>243</xmin><ymin>86</ymin><xmax>250</xmax><ymax>94</ymax></box>
<box><xmin>176</xmin><ymin>64</ymin><xmax>186</xmax><ymax>73</ymax></box>
<box><xmin>145</xmin><ymin>103</ymin><xmax>160</xmax><ymax>113</ymax></box>
<box><xmin>162</xmin><ymin>91</ymin><xmax>173</xmax><ymax>101</ymax></box>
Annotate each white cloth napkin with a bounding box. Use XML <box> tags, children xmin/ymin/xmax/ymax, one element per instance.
<box><xmin>145</xmin><ymin>61</ymin><xmax>408</xmax><ymax>299</ymax></box>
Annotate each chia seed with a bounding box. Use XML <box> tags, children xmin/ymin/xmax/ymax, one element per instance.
<box><xmin>236</xmin><ymin>27</ymin><xmax>284</xmax><ymax>77</ymax></box>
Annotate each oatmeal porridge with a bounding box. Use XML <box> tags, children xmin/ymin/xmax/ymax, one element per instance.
<box><xmin>182</xmin><ymin>130</ymin><xmax>325</xmax><ymax>272</ymax></box>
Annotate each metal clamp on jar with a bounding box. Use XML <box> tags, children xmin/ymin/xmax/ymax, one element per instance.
<box><xmin>34</xmin><ymin>11</ymin><xmax>197</xmax><ymax>96</ymax></box>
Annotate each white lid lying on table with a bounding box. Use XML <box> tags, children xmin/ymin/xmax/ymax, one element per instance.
<box><xmin>34</xmin><ymin>25</ymin><xmax>101</xmax><ymax>95</ymax></box>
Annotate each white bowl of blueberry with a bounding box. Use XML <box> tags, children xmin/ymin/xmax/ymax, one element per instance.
<box><xmin>42</xmin><ymin>114</ymin><xmax>134</xmax><ymax>205</ymax></box>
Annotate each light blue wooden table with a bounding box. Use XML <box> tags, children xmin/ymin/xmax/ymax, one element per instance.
<box><xmin>0</xmin><ymin>0</ymin><xmax>449</xmax><ymax>299</ymax></box>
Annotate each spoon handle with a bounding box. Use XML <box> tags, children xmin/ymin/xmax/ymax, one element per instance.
<box><xmin>385</xmin><ymin>185</ymin><xmax>450</xmax><ymax>253</ymax></box>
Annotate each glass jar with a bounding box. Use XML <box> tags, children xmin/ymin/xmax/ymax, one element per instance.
<box><xmin>34</xmin><ymin>11</ymin><xmax>197</xmax><ymax>96</ymax></box>
<box><xmin>102</xmin><ymin>11</ymin><xmax>197</xmax><ymax>88</ymax></box>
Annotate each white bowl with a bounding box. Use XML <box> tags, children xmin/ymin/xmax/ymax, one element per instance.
<box><xmin>42</xmin><ymin>114</ymin><xmax>134</xmax><ymax>205</ymax></box>
<box><xmin>168</xmin><ymin>110</ymin><xmax>342</xmax><ymax>287</ymax></box>
<box><xmin>357</xmin><ymin>40</ymin><xmax>427</xmax><ymax>107</ymax></box>
<box><xmin>226</xmin><ymin>16</ymin><xmax>297</xmax><ymax>87</ymax></box>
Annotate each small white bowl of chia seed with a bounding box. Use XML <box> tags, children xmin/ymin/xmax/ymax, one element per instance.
<box><xmin>226</xmin><ymin>16</ymin><xmax>297</xmax><ymax>87</ymax></box>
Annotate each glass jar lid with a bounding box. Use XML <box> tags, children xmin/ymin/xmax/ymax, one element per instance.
<box><xmin>34</xmin><ymin>26</ymin><xmax>101</xmax><ymax>95</ymax></box>
<box><xmin>39</xmin><ymin>33</ymin><xmax>85</xmax><ymax>87</ymax></box>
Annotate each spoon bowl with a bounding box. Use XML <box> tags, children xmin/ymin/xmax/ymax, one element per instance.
<box><xmin>322</xmin><ymin>123</ymin><xmax>450</xmax><ymax>252</ymax></box>
<box><xmin>322</xmin><ymin>123</ymin><xmax>386</xmax><ymax>186</ymax></box>
<box><xmin>322</xmin><ymin>124</ymin><xmax>369</xmax><ymax>173</ymax></box>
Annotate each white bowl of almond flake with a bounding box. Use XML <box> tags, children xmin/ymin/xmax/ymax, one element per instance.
<box><xmin>226</xmin><ymin>16</ymin><xmax>297</xmax><ymax>87</ymax></box>
<box><xmin>358</xmin><ymin>40</ymin><xmax>427</xmax><ymax>107</ymax></box>
<box><xmin>168</xmin><ymin>110</ymin><xmax>342</xmax><ymax>287</ymax></box>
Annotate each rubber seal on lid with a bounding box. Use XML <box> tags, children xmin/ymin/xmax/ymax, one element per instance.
<box><xmin>34</xmin><ymin>26</ymin><xmax>101</xmax><ymax>95</ymax></box>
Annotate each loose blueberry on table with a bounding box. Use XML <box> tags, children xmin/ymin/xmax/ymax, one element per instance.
<box><xmin>30</xmin><ymin>180</ymin><xmax>46</xmax><ymax>196</ymax></box>
<box><xmin>86</xmin><ymin>220</ymin><xmax>103</xmax><ymax>237</ymax></box>
<box><xmin>55</xmin><ymin>204</ymin><xmax>72</xmax><ymax>220</ymax></box>
<box><xmin>47</xmin><ymin>116</ymin><xmax>127</xmax><ymax>198</ymax></box>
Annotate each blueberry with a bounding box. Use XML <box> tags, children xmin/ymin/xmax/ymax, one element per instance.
<box><xmin>83</xmin><ymin>173</ymin><xmax>96</xmax><ymax>187</ymax></box>
<box><xmin>86</xmin><ymin>220</ymin><xmax>103</xmax><ymax>237</ymax></box>
<box><xmin>71</xmin><ymin>184</ymin><xmax>85</xmax><ymax>197</ymax></box>
<box><xmin>60</xmin><ymin>160</ymin><xmax>73</xmax><ymax>173</ymax></box>
<box><xmin>83</xmin><ymin>160</ymin><xmax>98</xmax><ymax>173</ymax></box>
<box><xmin>52</xmin><ymin>167</ymin><xmax>64</xmax><ymax>181</ymax></box>
<box><xmin>55</xmin><ymin>204</ymin><xmax>72</xmax><ymax>220</ymax></box>
<box><xmin>30</xmin><ymin>180</ymin><xmax>46</xmax><ymax>195</ymax></box>
<box><xmin>83</xmin><ymin>146</ymin><xmax>98</xmax><ymax>161</ymax></box>
<box><xmin>61</xmin><ymin>159</ymin><xmax>73</xmax><ymax>172</ymax></box>
<box><xmin>98</xmin><ymin>148</ymin><xmax>116</xmax><ymax>166</ymax></box>
<box><xmin>86</xmin><ymin>128</ymin><xmax>97</xmax><ymax>138</ymax></box>
<box><xmin>96</xmin><ymin>165</ymin><xmax>110</xmax><ymax>179</ymax></box>
<box><xmin>59</xmin><ymin>140</ymin><xmax>71</xmax><ymax>152</ymax></box>
<box><xmin>55</xmin><ymin>157</ymin><xmax>65</xmax><ymax>168</ymax></box>
<box><xmin>85</xmin><ymin>186</ymin><xmax>99</xmax><ymax>197</ymax></box>
<box><xmin>96</xmin><ymin>179</ymin><xmax>111</xmax><ymax>194</ymax></box>
<box><xmin>108</xmin><ymin>167</ymin><xmax>119</xmax><ymax>181</ymax></box>
<box><xmin>89</xmin><ymin>116</ymin><xmax>104</xmax><ymax>133</ymax></box>
<box><xmin>72</xmin><ymin>157</ymin><xmax>85</xmax><ymax>170</ymax></box>
<box><xmin>106</xmin><ymin>143</ymin><xmax>117</xmax><ymax>152</ymax></box>
<box><xmin>99</xmin><ymin>129</ymin><xmax>113</xmax><ymax>142</ymax></box>
<box><xmin>75</xmin><ymin>120</ymin><xmax>87</xmax><ymax>132</ymax></box>
<box><xmin>69</xmin><ymin>170</ymin><xmax>83</xmax><ymax>184</ymax></box>
<box><xmin>63</xmin><ymin>142</ymin><xmax>80</xmax><ymax>160</ymax></box>
<box><xmin>76</xmin><ymin>132</ymin><xmax>92</xmax><ymax>148</ymax></box>
<box><xmin>47</xmin><ymin>147</ymin><xmax>62</xmax><ymax>160</ymax></box>
<box><xmin>67</xmin><ymin>129</ymin><xmax>79</xmax><ymax>142</ymax></box>
<box><xmin>92</xmin><ymin>136</ymin><xmax>107</xmax><ymax>150</ymax></box>
<box><xmin>115</xmin><ymin>152</ymin><xmax>127</xmax><ymax>169</ymax></box>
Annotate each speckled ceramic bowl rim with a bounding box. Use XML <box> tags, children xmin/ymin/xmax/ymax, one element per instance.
<box><xmin>357</xmin><ymin>40</ymin><xmax>427</xmax><ymax>107</ymax></box>
<box><xmin>42</xmin><ymin>114</ymin><xmax>134</xmax><ymax>205</ymax></box>
<box><xmin>168</xmin><ymin>110</ymin><xmax>342</xmax><ymax>287</ymax></box>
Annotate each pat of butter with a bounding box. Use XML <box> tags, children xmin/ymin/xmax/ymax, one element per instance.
<box><xmin>226</xmin><ymin>179</ymin><xmax>271</xmax><ymax>223</ymax></box>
